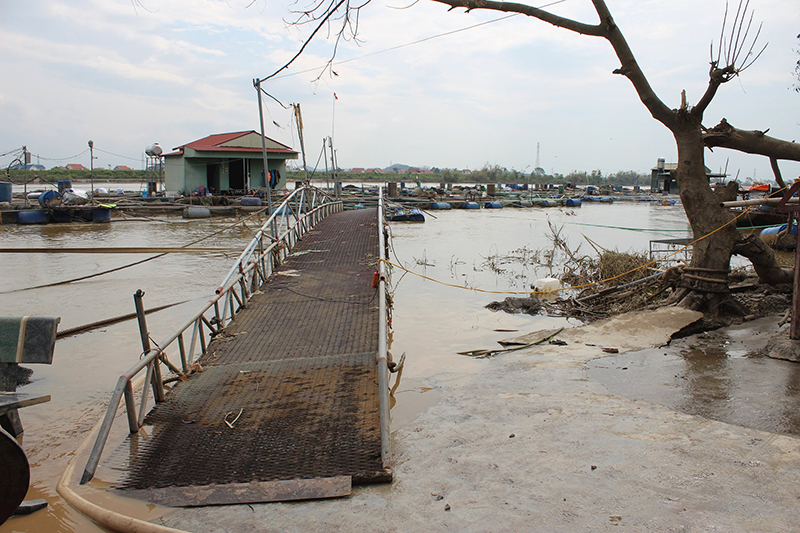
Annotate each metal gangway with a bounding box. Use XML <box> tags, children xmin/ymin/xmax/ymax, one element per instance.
<box><xmin>78</xmin><ymin>186</ymin><xmax>392</xmax><ymax>501</ymax></box>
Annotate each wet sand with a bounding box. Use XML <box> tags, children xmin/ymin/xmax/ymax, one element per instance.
<box><xmin>145</xmin><ymin>308</ymin><xmax>800</xmax><ymax>533</ymax></box>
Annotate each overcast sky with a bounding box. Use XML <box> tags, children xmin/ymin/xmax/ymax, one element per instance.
<box><xmin>1</xmin><ymin>0</ymin><xmax>798</xmax><ymax>180</ymax></box>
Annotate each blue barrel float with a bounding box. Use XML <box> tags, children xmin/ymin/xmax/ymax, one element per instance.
<box><xmin>57</xmin><ymin>180</ymin><xmax>72</xmax><ymax>193</ymax></box>
<box><xmin>484</xmin><ymin>201</ymin><xmax>503</xmax><ymax>209</ymax></box>
<box><xmin>461</xmin><ymin>201</ymin><xmax>480</xmax><ymax>209</ymax></box>
<box><xmin>430</xmin><ymin>202</ymin><xmax>451</xmax><ymax>210</ymax></box>
<box><xmin>38</xmin><ymin>190</ymin><xmax>62</xmax><ymax>208</ymax></box>
<box><xmin>761</xmin><ymin>224</ymin><xmax>798</xmax><ymax>237</ymax></box>
<box><xmin>18</xmin><ymin>210</ymin><xmax>49</xmax><ymax>225</ymax></box>
<box><xmin>92</xmin><ymin>207</ymin><xmax>111</xmax><ymax>223</ymax></box>
<box><xmin>0</xmin><ymin>182</ymin><xmax>12</xmax><ymax>203</ymax></box>
<box><xmin>565</xmin><ymin>198</ymin><xmax>582</xmax><ymax>207</ymax></box>
<box><xmin>50</xmin><ymin>209</ymin><xmax>71</xmax><ymax>223</ymax></box>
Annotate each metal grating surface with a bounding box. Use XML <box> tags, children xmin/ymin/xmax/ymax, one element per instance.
<box><xmin>113</xmin><ymin>208</ymin><xmax>389</xmax><ymax>495</ymax></box>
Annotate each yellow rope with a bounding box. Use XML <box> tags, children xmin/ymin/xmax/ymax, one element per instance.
<box><xmin>383</xmin><ymin>189</ymin><xmax>784</xmax><ymax>296</ymax></box>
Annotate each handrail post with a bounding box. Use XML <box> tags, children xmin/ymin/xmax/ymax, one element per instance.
<box><xmin>134</xmin><ymin>290</ymin><xmax>165</xmax><ymax>403</ymax></box>
<box><xmin>80</xmin><ymin>376</ymin><xmax>128</xmax><ymax>484</ymax></box>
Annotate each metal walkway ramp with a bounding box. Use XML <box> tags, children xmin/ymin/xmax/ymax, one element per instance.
<box><xmin>110</xmin><ymin>208</ymin><xmax>390</xmax><ymax>506</ymax></box>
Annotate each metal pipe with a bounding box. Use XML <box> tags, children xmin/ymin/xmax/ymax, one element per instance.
<box><xmin>137</xmin><ymin>362</ymin><xmax>154</xmax><ymax>428</ymax></box>
<box><xmin>376</xmin><ymin>187</ymin><xmax>391</xmax><ymax>467</ymax></box>
<box><xmin>80</xmin><ymin>376</ymin><xmax>127</xmax><ymax>484</ymax></box>
<box><xmin>721</xmin><ymin>197</ymin><xmax>799</xmax><ymax>208</ymax></box>
<box><xmin>198</xmin><ymin>320</ymin><xmax>207</xmax><ymax>355</ymax></box>
<box><xmin>134</xmin><ymin>290</ymin><xmax>165</xmax><ymax>403</ymax></box>
<box><xmin>177</xmin><ymin>333</ymin><xmax>187</xmax><ymax>372</ymax></box>
<box><xmin>123</xmin><ymin>380</ymin><xmax>138</xmax><ymax>433</ymax></box>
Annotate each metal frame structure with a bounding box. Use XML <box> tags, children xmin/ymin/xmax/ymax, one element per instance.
<box><xmin>376</xmin><ymin>190</ymin><xmax>391</xmax><ymax>468</ymax></box>
<box><xmin>80</xmin><ymin>186</ymin><xmax>342</xmax><ymax>484</ymax></box>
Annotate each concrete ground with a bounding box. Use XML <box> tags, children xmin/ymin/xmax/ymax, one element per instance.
<box><xmin>159</xmin><ymin>307</ymin><xmax>800</xmax><ymax>532</ymax></box>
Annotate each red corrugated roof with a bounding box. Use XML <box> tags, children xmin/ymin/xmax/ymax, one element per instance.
<box><xmin>167</xmin><ymin>131</ymin><xmax>297</xmax><ymax>156</ymax></box>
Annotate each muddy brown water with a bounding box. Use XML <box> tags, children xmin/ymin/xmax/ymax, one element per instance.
<box><xmin>3</xmin><ymin>199</ymin><xmax>786</xmax><ymax>532</ymax></box>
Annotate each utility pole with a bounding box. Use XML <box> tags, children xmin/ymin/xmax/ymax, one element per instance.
<box><xmin>88</xmin><ymin>140</ymin><xmax>95</xmax><ymax>205</ymax></box>
<box><xmin>23</xmin><ymin>146</ymin><xmax>29</xmax><ymax>207</ymax></box>
<box><xmin>293</xmin><ymin>103</ymin><xmax>309</xmax><ymax>183</ymax></box>
<box><xmin>323</xmin><ymin>138</ymin><xmax>330</xmax><ymax>192</ymax></box>
<box><xmin>254</xmin><ymin>78</ymin><xmax>275</xmax><ymax>236</ymax></box>
<box><xmin>328</xmin><ymin>137</ymin><xmax>339</xmax><ymax>199</ymax></box>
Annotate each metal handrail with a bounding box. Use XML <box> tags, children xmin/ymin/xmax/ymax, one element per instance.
<box><xmin>80</xmin><ymin>186</ymin><xmax>342</xmax><ymax>484</ymax></box>
<box><xmin>376</xmin><ymin>187</ymin><xmax>391</xmax><ymax>467</ymax></box>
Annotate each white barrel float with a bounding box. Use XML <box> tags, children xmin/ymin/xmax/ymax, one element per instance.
<box><xmin>182</xmin><ymin>206</ymin><xmax>211</xmax><ymax>219</ymax></box>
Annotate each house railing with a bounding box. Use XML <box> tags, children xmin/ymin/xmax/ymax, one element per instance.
<box><xmin>80</xmin><ymin>186</ymin><xmax>342</xmax><ymax>484</ymax></box>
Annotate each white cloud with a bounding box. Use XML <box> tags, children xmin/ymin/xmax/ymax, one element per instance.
<box><xmin>0</xmin><ymin>0</ymin><xmax>797</xmax><ymax>181</ymax></box>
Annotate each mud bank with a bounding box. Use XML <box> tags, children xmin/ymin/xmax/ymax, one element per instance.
<box><xmin>155</xmin><ymin>307</ymin><xmax>800</xmax><ymax>533</ymax></box>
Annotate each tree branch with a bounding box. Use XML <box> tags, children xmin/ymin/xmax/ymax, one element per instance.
<box><xmin>430</xmin><ymin>0</ymin><xmax>674</xmax><ymax>127</ymax></box>
<box><xmin>770</xmin><ymin>157</ymin><xmax>787</xmax><ymax>188</ymax></box>
<box><xmin>590</xmin><ymin>0</ymin><xmax>674</xmax><ymax>127</ymax></box>
<box><xmin>703</xmin><ymin>119</ymin><xmax>800</xmax><ymax>161</ymax></box>
<box><xmin>428</xmin><ymin>0</ymin><xmax>605</xmax><ymax>36</ymax></box>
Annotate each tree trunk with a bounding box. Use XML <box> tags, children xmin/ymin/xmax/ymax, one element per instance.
<box><xmin>671</xmin><ymin>117</ymin><xmax>746</xmax><ymax>316</ymax></box>
<box><xmin>733</xmin><ymin>234</ymin><xmax>794</xmax><ymax>285</ymax></box>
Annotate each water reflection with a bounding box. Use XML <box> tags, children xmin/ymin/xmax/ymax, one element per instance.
<box><xmin>589</xmin><ymin>320</ymin><xmax>800</xmax><ymax>437</ymax></box>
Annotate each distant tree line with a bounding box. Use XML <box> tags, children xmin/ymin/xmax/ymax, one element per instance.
<box><xmin>290</xmin><ymin>164</ymin><xmax>648</xmax><ymax>186</ymax></box>
<box><xmin>4</xmin><ymin>168</ymin><xmax>154</xmax><ymax>183</ymax></box>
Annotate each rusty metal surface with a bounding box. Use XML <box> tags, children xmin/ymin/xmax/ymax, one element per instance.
<box><xmin>113</xmin><ymin>209</ymin><xmax>390</xmax><ymax>501</ymax></box>
<box><xmin>120</xmin><ymin>476</ymin><xmax>352</xmax><ymax>507</ymax></box>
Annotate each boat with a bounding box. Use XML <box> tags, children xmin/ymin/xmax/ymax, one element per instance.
<box><xmin>61</xmin><ymin>188</ymin><xmax>89</xmax><ymax>206</ymax></box>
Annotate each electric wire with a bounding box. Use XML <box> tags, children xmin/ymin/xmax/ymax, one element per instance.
<box><xmin>94</xmin><ymin>147</ymin><xmax>143</xmax><ymax>162</ymax></box>
<box><xmin>269</xmin><ymin>0</ymin><xmax>568</xmax><ymax>81</ymax></box>
<box><xmin>33</xmin><ymin>148</ymin><xmax>90</xmax><ymax>162</ymax></box>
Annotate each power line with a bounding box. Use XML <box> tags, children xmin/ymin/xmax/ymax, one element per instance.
<box><xmin>34</xmin><ymin>148</ymin><xmax>90</xmax><ymax>162</ymax></box>
<box><xmin>94</xmin><ymin>147</ymin><xmax>142</xmax><ymax>161</ymax></box>
<box><xmin>0</xmin><ymin>148</ymin><xmax>23</xmax><ymax>158</ymax></box>
<box><xmin>271</xmin><ymin>0</ymin><xmax>567</xmax><ymax>81</ymax></box>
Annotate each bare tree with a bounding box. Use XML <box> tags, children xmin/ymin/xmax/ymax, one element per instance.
<box><xmin>282</xmin><ymin>0</ymin><xmax>800</xmax><ymax>317</ymax></box>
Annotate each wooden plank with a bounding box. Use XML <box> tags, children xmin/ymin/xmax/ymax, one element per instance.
<box><xmin>0</xmin><ymin>393</ymin><xmax>51</xmax><ymax>416</ymax></box>
<box><xmin>120</xmin><ymin>476</ymin><xmax>352</xmax><ymax>507</ymax></box>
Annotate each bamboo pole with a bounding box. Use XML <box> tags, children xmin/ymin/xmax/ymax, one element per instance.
<box><xmin>720</xmin><ymin>197</ymin><xmax>799</xmax><ymax>208</ymax></box>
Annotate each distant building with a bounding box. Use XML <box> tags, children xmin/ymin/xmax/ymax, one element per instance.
<box><xmin>66</xmin><ymin>163</ymin><xmax>88</xmax><ymax>171</ymax></box>
<box><xmin>114</xmin><ymin>165</ymin><xmax>133</xmax><ymax>171</ymax></box>
<box><xmin>9</xmin><ymin>163</ymin><xmax>45</xmax><ymax>171</ymax></box>
<box><xmin>164</xmin><ymin>131</ymin><xmax>298</xmax><ymax>194</ymax></box>
<box><xmin>650</xmin><ymin>158</ymin><xmax>724</xmax><ymax>194</ymax></box>
<box><xmin>350</xmin><ymin>168</ymin><xmax>366</xmax><ymax>174</ymax></box>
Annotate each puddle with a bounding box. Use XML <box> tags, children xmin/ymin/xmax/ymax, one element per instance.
<box><xmin>588</xmin><ymin>318</ymin><xmax>800</xmax><ymax>436</ymax></box>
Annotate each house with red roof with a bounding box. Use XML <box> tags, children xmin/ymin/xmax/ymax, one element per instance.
<box><xmin>66</xmin><ymin>163</ymin><xmax>87</xmax><ymax>171</ymax></box>
<box><xmin>113</xmin><ymin>165</ymin><xmax>133</xmax><ymax>171</ymax></box>
<box><xmin>164</xmin><ymin>131</ymin><xmax>298</xmax><ymax>194</ymax></box>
